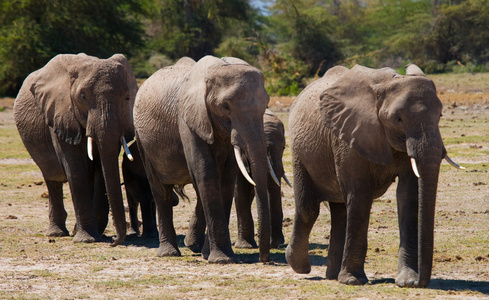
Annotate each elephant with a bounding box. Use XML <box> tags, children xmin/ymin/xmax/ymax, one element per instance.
<box><xmin>234</xmin><ymin>109</ymin><xmax>291</xmax><ymax>249</ymax></box>
<box><xmin>184</xmin><ymin>109</ymin><xmax>291</xmax><ymax>253</ymax></box>
<box><xmin>14</xmin><ymin>53</ymin><xmax>138</xmax><ymax>245</ymax></box>
<box><xmin>122</xmin><ymin>142</ymin><xmax>158</xmax><ymax>238</ymax></box>
<box><xmin>133</xmin><ymin>56</ymin><xmax>272</xmax><ymax>263</ymax></box>
<box><xmin>122</xmin><ymin>142</ymin><xmax>180</xmax><ymax>238</ymax></box>
<box><xmin>285</xmin><ymin>64</ymin><xmax>464</xmax><ymax>287</ymax></box>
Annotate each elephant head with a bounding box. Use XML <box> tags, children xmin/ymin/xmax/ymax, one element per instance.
<box><xmin>264</xmin><ymin>109</ymin><xmax>290</xmax><ymax>187</ymax></box>
<box><xmin>319</xmin><ymin>64</ymin><xmax>461</xmax><ymax>287</ymax></box>
<box><xmin>178</xmin><ymin>56</ymin><xmax>272</xmax><ymax>261</ymax></box>
<box><xmin>29</xmin><ymin>53</ymin><xmax>136</xmax><ymax>245</ymax></box>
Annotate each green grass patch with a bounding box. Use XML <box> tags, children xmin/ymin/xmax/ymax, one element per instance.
<box><xmin>0</xmin><ymin>127</ymin><xmax>31</xmax><ymax>159</ymax></box>
<box><xmin>443</xmin><ymin>135</ymin><xmax>489</xmax><ymax>145</ymax></box>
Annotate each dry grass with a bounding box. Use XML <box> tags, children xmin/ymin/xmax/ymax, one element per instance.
<box><xmin>1</xmin><ymin>73</ymin><xmax>489</xmax><ymax>299</ymax></box>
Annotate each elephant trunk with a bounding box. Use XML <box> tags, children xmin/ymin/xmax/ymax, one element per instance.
<box><xmin>233</xmin><ymin>122</ymin><xmax>271</xmax><ymax>262</ymax></box>
<box><xmin>408</xmin><ymin>131</ymin><xmax>443</xmax><ymax>288</ymax></box>
<box><xmin>249</xmin><ymin>144</ymin><xmax>271</xmax><ymax>262</ymax></box>
<box><xmin>90</xmin><ymin>113</ymin><xmax>127</xmax><ymax>246</ymax></box>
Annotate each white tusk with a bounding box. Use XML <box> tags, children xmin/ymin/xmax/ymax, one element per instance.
<box><xmin>445</xmin><ymin>155</ymin><xmax>466</xmax><ymax>170</ymax></box>
<box><xmin>283</xmin><ymin>174</ymin><xmax>292</xmax><ymax>188</ymax></box>
<box><xmin>87</xmin><ymin>137</ymin><xmax>94</xmax><ymax>161</ymax></box>
<box><xmin>234</xmin><ymin>146</ymin><xmax>255</xmax><ymax>186</ymax></box>
<box><xmin>267</xmin><ymin>156</ymin><xmax>280</xmax><ymax>187</ymax></box>
<box><xmin>410</xmin><ymin>158</ymin><xmax>420</xmax><ymax>178</ymax></box>
<box><xmin>122</xmin><ymin>136</ymin><xmax>134</xmax><ymax>161</ymax></box>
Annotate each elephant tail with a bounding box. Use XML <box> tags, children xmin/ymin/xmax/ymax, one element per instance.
<box><xmin>173</xmin><ymin>184</ymin><xmax>189</xmax><ymax>203</ymax></box>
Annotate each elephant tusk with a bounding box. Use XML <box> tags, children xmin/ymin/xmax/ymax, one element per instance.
<box><xmin>444</xmin><ymin>154</ymin><xmax>466</xmax><ymax>170</ymax></box>
<box><xmin>122</xmin><ymin>136</ymin><xmax>134</xmax><ymax>161</ymax></box>
<box><xmin>267</xmin><ymin>156</ymin><xmax>281</xmax><ymax>187</ymax></box>
<box><xmin>87</xmin><ymin>137</ymin><xmax>94</xmax><ymax>161</ymax></box>
<box><xmin>410</xmin><ymin>158</ymin><xmax>420</xmax><ymax>178</ymax></box>
<box><xmin>234</xmin><ymin>146</ymin><xmax>256</xmax><ymax>186</ymax></box>
<box><xmin>283</xmin><ymin>174</ymin><xmax>292</xmax><ymax>188</ymax></box>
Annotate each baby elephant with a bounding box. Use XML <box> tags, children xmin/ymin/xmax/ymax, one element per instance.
<box><xmin>234</xmin><ymin>109</ymin><xmax>291</xmax><ymax>249</ymax></box>
<box><xmin>286</xmin><ymin>64</ymin><xmax>463</xmax><ymax>287</ymax></box>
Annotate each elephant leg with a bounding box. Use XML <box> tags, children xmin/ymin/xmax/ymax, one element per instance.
<box><xmin>268</xmin><ymin>177</ymin><xmax>284</xmax><ymax>248</ymax></box>
<box><xmin>201</xmin><ymin>156</ymin><xmax>236</xmax><ymax>257</ymax></box>
<box><xmin>337</xmin><ymin>192</ymin><xmax>373</xmax><ymax>285</ymax></box>
<box><xmin>286</xmin><ymin>161</ymin><xmax>320</xmax><ymax>274</ymax></box>
<box><xmin>195</xmin><ymin>180</ymin><xmax>235</xmax><ymax>263</ymax></box>
<box><xmin>235</xmin><ymin>175</ymin><xmax>258</xmax><ymax>249</ymax></box>
<box><xmin>127</xmin><ymin>194</ymin><xmax>140</xmax><ymax>237</ymax></box>
<box><xmin>122</xmin><ymin>155</ymin><xmax>141</xmax><ymax>237</ymax></box>
<box><xmin>326</xmin><ymin>201</ymin><xmax>347</xmax><ymax>280</ymax></box>
<box><xmin>92</xmin><ymin>160</ymin><xmax>109</xmax><ymax>236</ymax></box>
<box><xmin>60</xmin><ymin>155</ymin><xmax>101</xmax><ymax>243</ymax></box>
<box><xmin>45</xmin><ymin>180</ymin><xmax>69</xmax><ymax>237</ymax></box>
<box><xmin>396</xmin><ymin>172</ymin><xmax>419</xmax><ymax>287</ymax></box>
<box><xmin>185</xmin><ymin>195</ymin><xmax>206</xmax><ymax>253</ymax></box>
<box><xmin>140</xmin><ymin>193</ymin><xmax>158</xmax><ymax>239</ymax></box>
<box><xmin>182</xmin><ymin>135</ymin><xmax>235</xmax><ymax>264</ymax></box>
<box><xmin>153</xmin><ymin>183</ymin><xmax>180</xmax><ymax>257</ymax></box>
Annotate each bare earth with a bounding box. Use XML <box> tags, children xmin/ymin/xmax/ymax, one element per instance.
<box><xmin>0</xmin><ymin>73</ymin><xmax>488</xmax><ymax>299</ymax></box>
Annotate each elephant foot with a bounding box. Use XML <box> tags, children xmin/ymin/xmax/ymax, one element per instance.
<box><xmin>235</xmin><ymin>238</ymin><xmax>258</xmax><ymax>249</ymax></box>
<box><xmin>156</xmin><ymin>242</ymin><xmax>181</xmax><ymax>257</ymax></box>
<box><xmin>184</xmin><ymin>235</ymin><xmax>204</xmax><ymax>254</ymax></box>
<box><xmin>73</xmin><ymin>229</ymin><xmax>102</xmax><ymax>243</ymax></box>
<box><xmin>270</xmin><ymin>235</ymin><xmax>285</xmax><ymax>249</ymax></box>
<box><xmin>325</xmin><ymin>265</ymin><xmax>340</xmax><ymax>280</ymax></box>
<box><xmin>46</xmin><ymin>224</ymin><xmax>69</xmax><ymax>237</ymax></box>
<box><xmin>285</xmin><ymin>244</ymin><xmax>311</xmax><ymax>274</ymax></box>
<box><xmin>338</xmin><ymin>269</ymin><xmax>368</xmax><ymax>285</ymax></box>
<box><xmin>207</xmin><ymin>249</ymin><xmax>236</xmax><ymax>264</ymax></box>
<box><xmin>396</xmin><ymin>267</ymin><xmax>425</xmax><ymax>288</ymax></box>
<box><xmin>127</xmin><ymin>227</ymin><xmax>140</xmax><ymax>237</ymax></box>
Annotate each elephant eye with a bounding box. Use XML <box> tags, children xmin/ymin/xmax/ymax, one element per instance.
<box><xmin>394</xmin><ymin>114</ymin><xmax>403</xmax><ymax>125</ymax></box>
<box><xmin>222</xmin><ymin>102</ymin><xmax>231</xmax><ymax>112</ymax></box>
<box><xmin>125</xmin><ymin>95</ymin><xmax>130</xmax><ymax>101</ymax></box>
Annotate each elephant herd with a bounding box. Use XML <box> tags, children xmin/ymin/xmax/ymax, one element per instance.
<box><xmin>14</xmin><ymin>53</ymin><xmax>464</xmax><ymax>288</ymax></box>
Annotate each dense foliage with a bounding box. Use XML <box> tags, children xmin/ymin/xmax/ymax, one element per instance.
<box><xmin>0</xmin><ymin>0</ymin><xmax>147</xmax><ymax>96</ymax></box>
<box><xmin>1</xmin><ymin>0</ymin><xmax>488</xmax><ymax>96</ymax></box>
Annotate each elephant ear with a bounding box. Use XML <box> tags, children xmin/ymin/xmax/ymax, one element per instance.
<box><xmin>30</xmin><ymin>55</ymin><xmax>82</xmax><ymax>145</ymax></box>
<box><xmin>178</xmin><ymin>56</ymin><xmax>224</xmax><ymax>144</ymax></box>
<box><xmin>319</xmin><ymin>65</ymin><xmax>394</xmax><ymax>165</ymax></box>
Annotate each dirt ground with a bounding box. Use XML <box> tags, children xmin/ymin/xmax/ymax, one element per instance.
<box><xmin>0</xmin><ymin>73</ymin><xmax>488</xmax><ymax>299</ymax></box>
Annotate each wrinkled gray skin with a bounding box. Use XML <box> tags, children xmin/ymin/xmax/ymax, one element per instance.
<box><xmin>134</xmin><ymin>56</ymin><xmax>271</xmax><ymax>263</ymax></box>
<box><xmin>286</xmin><ymin>64</ymin><xmax>446</xmax><ymax>288</ymax></box>
<box><xmin>14</xmin><ymin>53</ymin><xmax>138</xmax><ymax>245</ymax></box>
<box><xmin>184</xmin><ymin>109</ymin><xmax>287</xmax><ymax>252</ymax></box>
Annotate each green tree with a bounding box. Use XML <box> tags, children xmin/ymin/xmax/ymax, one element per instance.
<box><xmin>267</xmin><ymin>0</ymin><xmax>342</xmax><ymax>75</ymax></box>
<box><xmin>148</xmin><ymin>0</ymin><xmax>252</xmax><ymax>60</ymax></box>
<box><xmin>0</xmin><ymin>0</ymin><xmax>148</xmax><ymax>96</ymax></box>
<box><xmin>426</xmin><ymin>0</ymin><xmax>489</xmax><ymax>69</ymax></box>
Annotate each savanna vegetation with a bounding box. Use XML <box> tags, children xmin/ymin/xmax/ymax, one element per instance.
<box><xmin>0</xmin><ymin>85</ymin><xmax>488</xmax><ymax>298</ymax></box>
<box><xmin>1</xmin><ymin>0</ymin><xmax>489</xmax><ymax>97</ymax></box>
